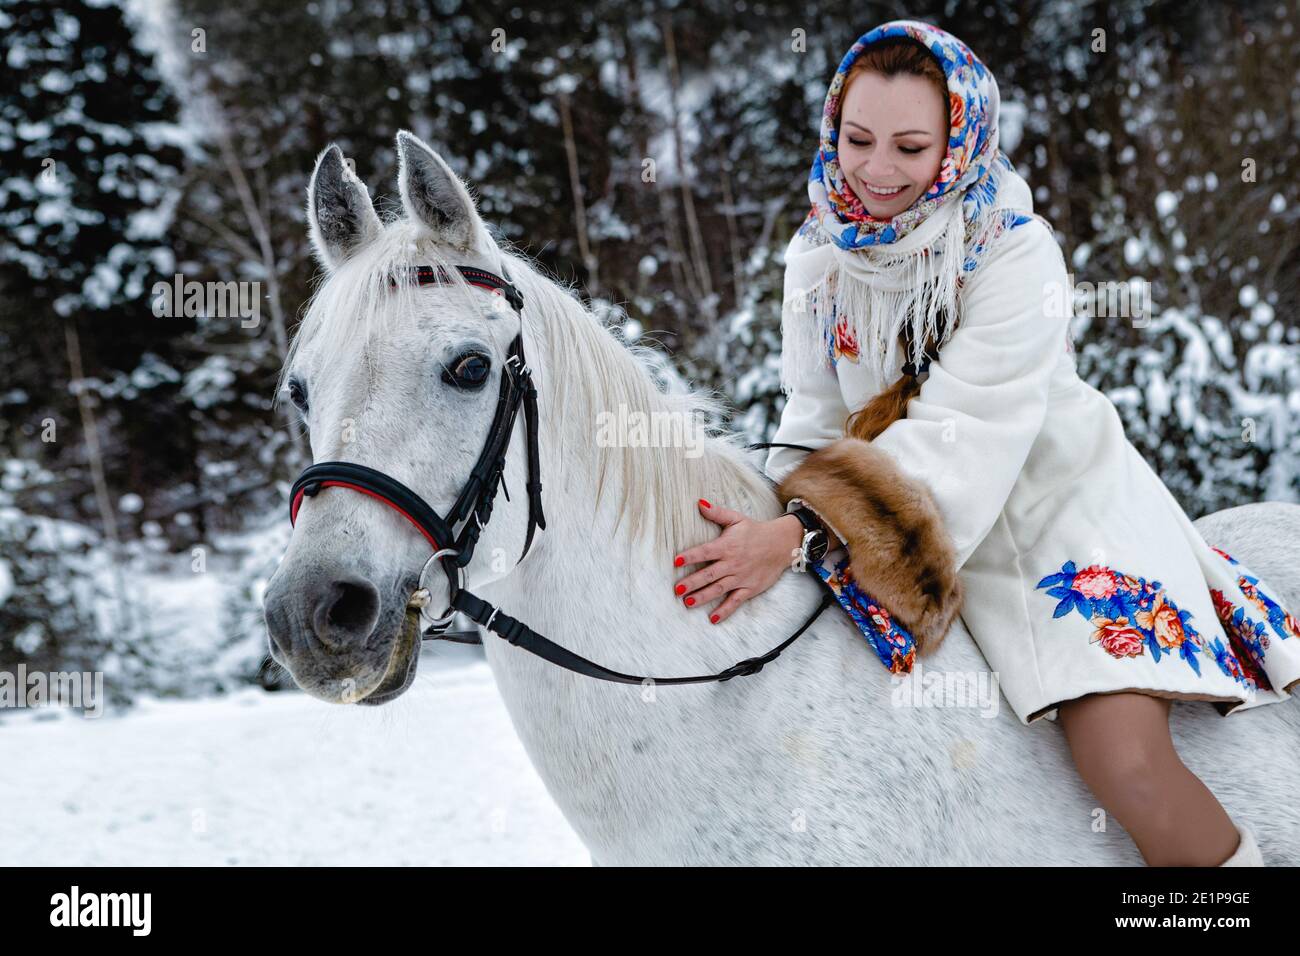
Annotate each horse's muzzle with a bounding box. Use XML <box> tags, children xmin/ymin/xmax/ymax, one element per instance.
<box><xmin>264</xmin><ymin>563</ymin><xmax>414</xmax><ymax>703</ymax></box>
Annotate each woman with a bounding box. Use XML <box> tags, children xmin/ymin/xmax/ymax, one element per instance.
<box><xmin>670</xmin><ymin>19</ymin><xmax>1300</xmax><ymax>866</ymax></box>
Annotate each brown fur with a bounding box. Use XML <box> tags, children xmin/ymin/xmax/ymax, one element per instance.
<box><xmin>777</xmin><ymin>438</ymin><xmax>963</xmax><ymax>654</ymax></box>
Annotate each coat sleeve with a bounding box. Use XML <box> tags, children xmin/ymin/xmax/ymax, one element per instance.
<box><xmin>763</xmin><ymin>230</ymin><xmax>852</xmax><ymax>487</ymax></box>
<box><xmin>763</xmin><ymin>354</ymin><xmax>851</xmax><ymax>486</ymax></box>
<box><xmin>869</xmin><ymin>219</ymin><xmax>1072</xmax><ymax>572</ymax></box>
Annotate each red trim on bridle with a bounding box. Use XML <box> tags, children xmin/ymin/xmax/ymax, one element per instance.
<box><xmin>391</xmin><ymin>264</ymin><xmax>525</xmax><ymax>313</ymax></box>
<box><xmin>290</xmin><ymin>481</ymin><xmax>442</xmax><ymax>551</ymax></box>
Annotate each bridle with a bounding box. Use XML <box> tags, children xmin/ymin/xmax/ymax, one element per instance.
<box><xmin>287</xmin><ymin>262</ymin><xmax>832</xmax><ymax>685</ymax></box>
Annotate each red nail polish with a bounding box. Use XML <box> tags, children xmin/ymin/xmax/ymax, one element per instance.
<box><xmin>684</xmin><ymin>596</ymin><xmax>695</xmax><ymax>607</ymax></box>
<box><xmin>710</xmin><ymin>614</ymin><xmax>719</xmax><ymax>624</ymax></box>
<box><xmin>699</xmin><ymin>498</ymin><xmax>711</xmax><ymax>509</ymax></box>
<box><xmin>675</xmin><ymin>584</ymin><xmax>686</xmax><ymax>595</ymax></box>
<box><xmin>674</xmin><ymin>555</ymin><xmax>684</xmax><ymax>567</ymax></box>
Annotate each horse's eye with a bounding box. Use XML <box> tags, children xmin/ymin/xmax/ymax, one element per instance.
<box><xmin>444</xmin><ymin>353</ymin><xmax>490</xmax><ymax>389</ymax></box>
<box><xmin>288</xmin><ymin>378</ymin><xmax>309</xmax><ymax>412</ymax></box>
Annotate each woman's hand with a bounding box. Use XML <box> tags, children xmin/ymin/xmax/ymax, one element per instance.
<box><xmin>671</xmin><ymin>498</ymin><xmax>806</xmax><ymax>625</ymax></box>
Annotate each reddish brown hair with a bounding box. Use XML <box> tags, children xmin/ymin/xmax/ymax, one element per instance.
<box><xmin>834</xmin><ymin>37</ymin><xmax>952</xmax><ymax>443</ymax></box>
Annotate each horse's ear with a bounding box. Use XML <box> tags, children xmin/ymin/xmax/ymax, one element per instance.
<box><xmin>306</xmin><ymin>144</ymin><xmax>381</xmax><ymax>270</ymax></box>
<box><xmin>395</xmin><ymin>130</ymin><xmax>484</xmax><ymax>251</ymax></box>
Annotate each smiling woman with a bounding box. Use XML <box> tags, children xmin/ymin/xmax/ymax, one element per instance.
<box><xmin>759</xmin><ymin>18</ymin><xmax>1300</xmax><ymax>869</ymax></box>
<box><xmin>834</xmin><ymin>37</ymin><xmax>951</xmax><ymax>219</ymax></box>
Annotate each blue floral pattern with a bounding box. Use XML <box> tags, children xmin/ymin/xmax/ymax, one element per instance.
<box><xmin>1236</xmin><ymin>573</ymin><xmax>1300</xmax><ymax>644</ymax></box>
<box><xmin>1210</xmin><ymin>587</ymin><xmax>1272</xmax><ymax>692</ymax></box>
<box><xmin>1034</xmin><ymin>560</ymin><xmax>1261</xmax><ymax>690</ymax></box>
<box><xmin>1207</xmin><ymin>545</ymin><xmax>1300</xmax><ymax>692</ymax></box>
<box><xmin>812</xmin><ymin>551</ymin><xmax>917</xmax><ymax>674</ymax></box>
<box><xmin>816</xmin><ymin>545</ymin><xmax>1297</xmax><ymax>693</ymax></box>
<box><xmin>799</xmin><ymin>20</ymin><xmax>1036</xmax><ymax>271</ymax></box>
<box><xmin>799</xmin><ymin>20</ymin><xmax>1039</xmax><ymax>372</ymax></box>
<box><xmin>803</xmin><ymin>19</ymin><xmax>1006</xmax><ymax>252</ymax></box>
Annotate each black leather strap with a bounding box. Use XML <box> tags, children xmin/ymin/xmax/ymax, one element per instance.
<box><xmin>788</xmin><ymin>504</ymin><xmax>821</xmax><ymax>537</ymax></box>
<box><xmin>452</xmin><ymin>586</ymin><xmax>834</xmax><ymax>684</ymax></box>
<box><xmin>519</xmin><ymin>372</ymin><xmax>546</xmax><ymax>561</ymax></box>
<box><xmin>438</xmin><ymin>437</ymin><xmax>833</xmax><ymax>683</ymax></box>
<box><xmin>746</xmin><ymin>442</ymin><xmax>816</xmax><ymax>454</ymax></box>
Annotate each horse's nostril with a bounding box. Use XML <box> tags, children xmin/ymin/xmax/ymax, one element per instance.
<box><xmin>312</xmin><ymin>577</ymin><xmax>382</xmax><ymax>648</ymax></box>
<box><xmin>264</xmin><ymin>599</ymin><xmax>294</xmax><ymax>661</ymax></box>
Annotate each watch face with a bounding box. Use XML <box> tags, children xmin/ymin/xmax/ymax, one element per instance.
<box><xmin>803</xmin><ymin>530</ymin><xmax>828</xmax><ymax>565</ymax></box>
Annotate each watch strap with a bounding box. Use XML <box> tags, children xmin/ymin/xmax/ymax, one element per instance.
<box><xmin>788</xmin><ymin>503</ymin><xmax>821</xmax><ymax>538</ymax></box>
<box><xmin>785</xmin><ymin>502</ymin><xmax>828</xmax><ymax>565</ymax></box>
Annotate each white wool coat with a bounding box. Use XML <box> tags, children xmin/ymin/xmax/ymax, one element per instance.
<box><xmin>765</xmin><ymin>219</ymin><xmax>1300</xmax><ymax>725</ymax></box>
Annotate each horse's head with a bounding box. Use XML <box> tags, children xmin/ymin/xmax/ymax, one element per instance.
<box><xmin>264</xmin><ymin>131</ymin><xmax>537</xmax><ymax>705</ymax></box>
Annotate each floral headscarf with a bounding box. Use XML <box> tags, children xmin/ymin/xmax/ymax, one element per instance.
<box><xmin>800</xmin><ymin>19</ymin><xmax>1018</xmax><ymax>254</ymax></box>
<box><xmin>781</xmin><ymin>19</ymin><xmax>1043</xmax><ymax>392</ymax></box>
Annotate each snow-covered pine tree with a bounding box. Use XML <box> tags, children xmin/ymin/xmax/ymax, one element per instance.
<box><xmin>0</xmin><ymin>0</ymin><xmax>186</xmax><ymax>682</ymax></box>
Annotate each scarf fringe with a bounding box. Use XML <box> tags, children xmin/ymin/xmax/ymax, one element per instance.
<box><xmin>780</xmin><ymin>159</ymin><xmax>1027</xmax><ymax>395</ymax></box>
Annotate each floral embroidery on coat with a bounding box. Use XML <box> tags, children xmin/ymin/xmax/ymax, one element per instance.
<box><xmin>1034</xmin><ymin>560</ymin><xmax>1262</xmax><ymax>691</ymax></box>
<box><xmin>1210</xmin><ymin>546</ymin><xmax>1300</xmax><ymax>644</ymax></box>
<box><xmin>1209</xmin><ymin>588</ymin><xmax>1272</xmax><ymax>691</ymax></box>
<box><xmin>812</xmin><ymin>552</ymin><xmax>916</xmax><ymax>674</ymax></box>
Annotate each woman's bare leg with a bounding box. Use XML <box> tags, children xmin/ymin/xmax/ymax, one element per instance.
<box><xmin>1057</xmin><ymin>691</ymin><xmax>1240</xmax><ymax>866</ymax></box>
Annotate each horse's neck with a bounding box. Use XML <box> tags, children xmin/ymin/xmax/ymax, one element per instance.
<box><xmin>494</xmin><ymin>467</ymin><xmax>785</xmax><ymax>674</ymax></box>
<box><xmin>474</xmin><ymin>448</ymin><xmax>843</xmax><ymax>851</ymax></box>
<box><xmin>476</xmin><ymin>424</ymin><xmax>827</xmax><ymax>718</ymax></box>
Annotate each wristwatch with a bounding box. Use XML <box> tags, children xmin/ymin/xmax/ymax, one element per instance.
<box><xmin>786</xmin><ymin>501</ymin><xmax>829</xmax><ymax>566</ymax></box>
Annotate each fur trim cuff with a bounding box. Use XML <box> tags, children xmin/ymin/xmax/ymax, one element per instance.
<box><xmin>776</xmin><ymin>438</ymin><xmax>963</xmax><ymax>653</ymax></box>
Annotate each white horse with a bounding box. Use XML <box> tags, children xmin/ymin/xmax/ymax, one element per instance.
<box><xmin>264</xmin><ymin>130</ymin><xmax>1300</xmax><ymax>866</ymax></box>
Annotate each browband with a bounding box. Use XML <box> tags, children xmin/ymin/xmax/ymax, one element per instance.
<box><xmin>389</xmin><ymin>264</ymin><xmax>526</xmax><ymax>314</ymax></box>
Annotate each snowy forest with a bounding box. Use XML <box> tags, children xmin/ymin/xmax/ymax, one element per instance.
<box><xmin>1</xmin><ymin>0</ymin><xmax>1297</xmax><ymax>703</ymax></box>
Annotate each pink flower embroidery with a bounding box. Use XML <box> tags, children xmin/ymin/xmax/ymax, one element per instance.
<box><xmin>1090</xmin><ymin>615</ymin><xmax>1146</xmax><ymax>659</ymax></box>
<box><xmin>1073</xmin><ymin>565</ymin><xmax>1120</xmax><ymax>600</ymax></box>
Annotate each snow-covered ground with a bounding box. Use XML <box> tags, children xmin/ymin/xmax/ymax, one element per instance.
<box><xmin>0</xmin><ymin>652</ymin><xmax>590</xmax><ymax>866</ymax></box>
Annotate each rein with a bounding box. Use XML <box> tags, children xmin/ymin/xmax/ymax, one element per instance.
<box><xmin>287</xmin><ymin>263</ymin><xmax>832</xmax><ymax>685</ymax></box>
